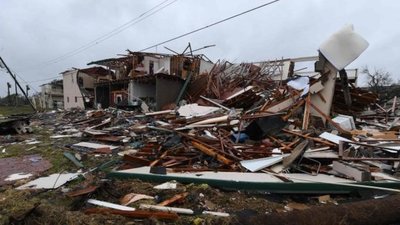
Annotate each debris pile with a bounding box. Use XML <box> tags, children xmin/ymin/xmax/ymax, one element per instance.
<box><xmin>1</xmin><ymin>25</ymin><xmax>400</xmax><ymax>224</ymax></box>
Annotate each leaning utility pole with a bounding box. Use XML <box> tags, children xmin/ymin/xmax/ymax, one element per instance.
<box><xmin>0</xmin><ymin>57</ymin><xmax>36</xmax><ymax>112</ymax></box>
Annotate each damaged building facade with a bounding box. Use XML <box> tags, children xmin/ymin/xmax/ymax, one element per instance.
<box><xmin>62</xmin><ymin>67</ymin><xmax>111</xmax><ymax>110</ymax></box>
<box><xmin>89</xmin><ymin>51</ymin><xmax>214</xmax><ymax>110</ymax></box>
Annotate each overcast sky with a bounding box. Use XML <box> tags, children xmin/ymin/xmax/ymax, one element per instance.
<box><xmin>1</xmin><ymin>0</ymin><xmax>399</xmax><ymax>97</ymax></box>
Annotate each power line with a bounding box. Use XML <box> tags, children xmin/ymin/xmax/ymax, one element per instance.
<box><xmin>26</xmin><ymin>75</ymin><xmax>63</xmax><ymax>84</ymax></box>
<box><xmin>11</xmin><ymin>70</ymin><xmax>40</xmax><ymax>93</ymax></box>
<box><xmin>19</xmin><ymin>0</ymin><xmax>278</xmax><ymax>84</ymax></box>
<box><xmin>139</xmin><ymin>0</ymin><xmax>280</xmax><ymax>51</ymax></box>
<box><xmin>13</xmin><ymin>0</ymin><xmax>178</xmax><ymax>86</ymax></box>
<box><xmin>35</xmin><ymin>0</ymin><xmax>178</xmax><ymax>67</ymax></box>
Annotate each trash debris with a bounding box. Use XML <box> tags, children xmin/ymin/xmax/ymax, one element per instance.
<box><xmin>154</xmin><ymin>181</ymin><xmax>177</xmax><ymax>190</ymax></box>
<box><xmin>120</xmin><ymin>193</ymin><xmax>154</xmax><ymax>206</ymax></box>
<box><xmin>1</xmin><ymin>24</ymin><xmax>399</xmax><ymax>224</ymax></box>
<box><xmin>66</xmin><ymin>185</ymin><xmax>98</xmax><ymax>197</ymax></box>
<box><xmin>5</xmin><ymin>173</ymin><xmax>33</xmax><ymax>181</ymax></box>
<box><xmin>87</xmin><ymin>199</ymin><xmax>136</xmax><ymax>211</ymax></box>
<box><xmin>157</xmin><ymin>192</ymin><xmax>188</xmax><ymax>206</ymax></box>
<box><xmin>17</xmin><ymin>173</ymin><xmax>80</xmax><ymax>189</ymax></box>
<box><xmin>139</xmin><ymin>204</ymin><xmax>194</xmax><ymax>215</ymax></box>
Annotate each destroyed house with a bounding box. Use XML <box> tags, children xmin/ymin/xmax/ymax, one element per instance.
<box><xmin>88</xmin><ymin>51</ymin><xmax>214</xmax><ymax>110</ymax></box>
<box><xmin>62</xmin><ymin>67</ymin><xmax>112</xmax><ymax>110</ymax></box>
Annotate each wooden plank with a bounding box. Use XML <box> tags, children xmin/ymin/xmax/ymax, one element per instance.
<box><xmin>282</xmin><ymin>129</ymin><xmax>336</xmax><ymax>147</ymax></box>
<box><xmin>302</xmin><ymin>94</ymin><xmax>311</xmax><ymax>129</ymax></box>
<box><xmin>192</xmin><ymin>141</ymin><xmax>233</xmax><ymax>165</ymax></box>
<box><xmin>66</xmin><ymin>185</ymin><xmax>97</xmax><ymax>197</ymax></box>
<box><xmin>332</xmin><ymin>161</ymin><xmax>371</xmax><ymax>182</ymax></box>
<box><xmin>309</xmin><ymin>102</ymin><xmax>347</xmax><ymax>134</ymax></box>
<box><xmin>283</xmin><ymin>140</ymin><xmax>309</xmax><ymax>168</ymax></box>
<box><xmin>158</xmin><ymin>192</ymin><xmax>188</xmax><ymax>206</ymax></box>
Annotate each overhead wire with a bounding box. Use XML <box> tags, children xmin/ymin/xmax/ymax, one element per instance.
<box><xmin>17</xmin><ymin>0</ymin><xmax>280</xmax><ymax>85</ymax></box>
<box><xmin>37</xmin><ymin>0</ymin><xmax>178</xmax><ymax>66</ymax></box>
<box><xmin>139</xmin><ymin>0</ymin><xmax>280</xmax><ymax>51</ymax></box>
<box><xmin>11</xmin><ymin>0</ymin><xmax>178</xmax><ymax>89</ymax></box>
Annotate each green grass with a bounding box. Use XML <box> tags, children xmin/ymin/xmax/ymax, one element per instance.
<box><xmin>0</xmin><ymin>105</ymin><xmax>35</xmax><ymax>117</ymax></box>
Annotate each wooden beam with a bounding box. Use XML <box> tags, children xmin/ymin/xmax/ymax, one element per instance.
<box><xmin>282</xmin><ymin>129</ymin><xmax>336</xmax><ymax>147</ymax></box>
<box><xmin>158</xmin><ymin>192</ymin><xmax>188</xmax><ymax>206</ymax></box>
<box><xmin>192</xmin><ymin>141</ymin><xmax>234</xmax><ymax>166</ymax></box>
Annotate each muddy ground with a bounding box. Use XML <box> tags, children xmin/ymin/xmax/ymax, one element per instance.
<box><xmin>0</xmin><ymin>113</ymin><xmax>399</xmax><ymax>225</ymax></box>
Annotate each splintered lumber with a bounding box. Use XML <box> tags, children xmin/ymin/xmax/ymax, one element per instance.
<box><xmin>66</xmin><ymin>185</ymin><xmax>98</xmax><ymax>197</ymax></box>
<box><xmin>309</xmin><ymin>101</ymin><xmax>347</xmax><ymax>134</ymax></box>
<box><xmin>120</xmin><ymin>193</ymin><xmax>154</xmax><ymax>206</ymax></box>
<box><xmin>282</xmin><ymin>140</ymin><xmax>309</xmax><ymax>168</ymax></box>
<box><xmin>332</xmin><ymin>161</ymin><xmax>371</xmax><ymax>182</ymax></box>
<box><xmin>192</xmin><ymin>141</ymin><xmax>233</xmax><ymax>165</ymax></box>
<box><xmin>302</xmin><ymin>94</ymin><xmax>311</xmax><ymax>129</ymax></box>
<box><xmin>282</xmin><ymin>129</ymin><xmax>336</xmax><ymax>147</ymax></box>
<box><xmin>179</xmin><ymin>132</ymin><xmax>242</xmax><ymax>161</ymax></box>
<box><xmin>84</xmin><ymin>208</ymin><xmax>178</xmax><ymax>220</ymax></box>
<box><xmin>158</xmin><ymin>192</ymin><xmax>188</xmax><ymax>206</ymax></box>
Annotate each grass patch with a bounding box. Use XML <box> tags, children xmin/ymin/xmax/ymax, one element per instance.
<box><xmin>0</xmin><ymin>105</ymin><xmax>35</xmax><ymax>117</ymax></box>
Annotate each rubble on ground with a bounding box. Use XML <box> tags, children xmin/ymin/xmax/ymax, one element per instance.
<box><xmin>1</xmin><ymin>25</ymin><xmax>400</xmax><ymax>224</ymax></box>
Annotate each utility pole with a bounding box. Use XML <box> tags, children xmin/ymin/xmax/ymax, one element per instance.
<box><xmin>7</xmin><ymin>82</ymin><xmax>11</xmax><ymax>105</ymax></box>
<box><xmin>15</xmin><ymin>78</ymin><xmax>18</xmax><ymax>106</ymax></box>
<box><xmin>0</xmin><ymin>57</ymin><xmax>36</xmax><ymax>112</ymax></box>
<box><xmin>26</xmin><ymin>84</ymin><xmax>30</xmax><ymax>96</ymax></box>
<box><xmin>26</xmin><ymin>85</ymin><xmax>30</xmax><ymax>104</ymax></box>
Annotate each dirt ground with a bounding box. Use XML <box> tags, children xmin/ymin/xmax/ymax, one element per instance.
<box><xmin>0</xmin><ymin>113</ymin><xmax>399</xmax><ymax>225</ymax></box>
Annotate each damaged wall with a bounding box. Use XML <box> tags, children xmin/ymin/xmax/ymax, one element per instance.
<box><xmin>62</xmin><ymin>70</ymin><xmax>95</xmax><ymax>110</ymax></box>
<box><xmin>155</xmin><ymin>77</ymin><xmax>183</xmax><ymax>110</ymax></box>
<box><xmin>128</xmin><ymin>75</ymin><xmax>183</xmax><ymax>110</ymax></box>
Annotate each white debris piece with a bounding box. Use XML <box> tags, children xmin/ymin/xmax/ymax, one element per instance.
<box><xmin>240</xmin><ymin>155</ymin><xmax>288</xmax><ymax>172</ymax></box>
<box><xmin>140</xmin><ymin>204</ymin><xmax>194</xmax><ymax>214</ymax></box>
<box><xmin>178</xmin><ymin>103</ymin><xmax>220</xmax><ymax>118</ymax></box>
<box><xmin>319</xmin><ymin>132</ymin><xmax>351</xmax><ymax>145</ymax></box>
<box><xmin>225</xmin><ymin>86</ymin><xmax>254</xmax><ymax>100</ymax></box>
<box><xmin>17</xmin><ymin>173</ymin><xmax>80</xmax><ymax>189</ymax></box>
<box><xmin>154</xmin><ymin>181</ymin><xmax>177</xmax><ymax>190</ymax></box>
<box><xmin>287</xmin><ymin>76</ymin><xmax>310</xmax><ymax>97</ymax></box>
<box><xmin>332</xmin><ymin>115</ymin><xmax>355</xmax><ymax>131</ymax></box>
<box><xmin>87</xmin><ymin>199</ymin><xmax>136</xmax><ymax>211</ymax></box>
<box><xmin>319</xmin><ymin>24</ymin><xmax>369</xmax><ymax>70</ymax></box>
<box><xmin>72</xmin><ymin>142</ymin><xmax>118</xmax><ymax>150</ymax></box>
<box><xmin>203</xmin><ymin>211</ymin><xmax>230</xmax><ymax>217</ymax></box>
<box><xmin>5</xmin><ymin>173</ymin><xmax>33</xmax><ymax>181</ymax></box>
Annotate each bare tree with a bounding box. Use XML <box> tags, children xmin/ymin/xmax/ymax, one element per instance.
<box><xmin>362</xmin><ymin>66</ymin><xmax>393</xmax><ymax>93</ymax></box>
